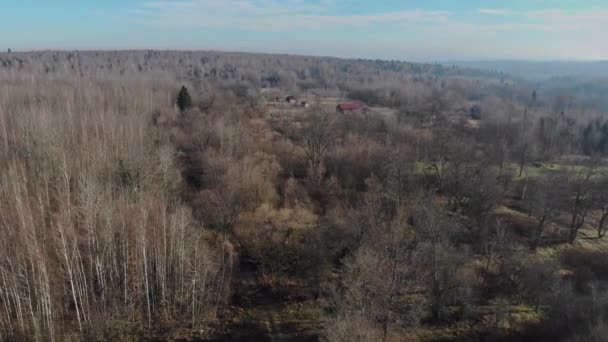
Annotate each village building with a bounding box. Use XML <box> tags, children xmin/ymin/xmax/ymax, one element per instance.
<box><xmin>336</xmin><ymin>102</ymin><xmax>367</xmax><ymax>114</ymax></box>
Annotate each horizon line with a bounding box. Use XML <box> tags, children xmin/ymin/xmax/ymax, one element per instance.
<box><xmin>1</xmin><ymin>48</ymin><xmax>607</xmax><ymax>64</ymax></box>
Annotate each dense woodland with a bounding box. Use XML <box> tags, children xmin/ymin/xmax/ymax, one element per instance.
<box><xmin>1</xmin><ymin>50</ymin><xmax>608</xmax><ymax>341</ymax></box>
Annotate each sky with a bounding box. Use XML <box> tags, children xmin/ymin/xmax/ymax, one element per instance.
<box><xmin>1</xmin><ymin>0</ymin><xmax>607</xmax><ymax>61</ymax></box>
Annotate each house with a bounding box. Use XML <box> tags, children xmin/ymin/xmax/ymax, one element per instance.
<box><xmin>301</xmin><ymin>101</ymin><xmax>310</xmax><ymax>108</ymax></box>
<box><xmin>285</xmin><ymin>95</ymin><xmax>297</xmax><ymax>104</ymax></box>
<box><xmin>336</xmin><ymin>102</ymin><xmax>367</xmax><ymax>114</ymax></box>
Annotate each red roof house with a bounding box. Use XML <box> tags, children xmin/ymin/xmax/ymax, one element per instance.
<box><xmin>336</xmin><ymin>102</ymin><xmax>367</xmax><ymax>113</ymax></box>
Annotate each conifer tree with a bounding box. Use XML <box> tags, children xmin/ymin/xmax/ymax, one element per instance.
<box><xmin>177</xmin><ymin>85</ymin><xmax>192</xmax><ymax>112</ymax></box>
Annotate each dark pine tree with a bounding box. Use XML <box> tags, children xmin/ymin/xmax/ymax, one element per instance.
<box><xmin>177</xmin><ymin>86</ymin><xmax>192</xmax><ymax>112</ymax></box>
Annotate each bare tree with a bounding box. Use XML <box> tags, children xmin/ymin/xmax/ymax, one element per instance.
<box><xmin>563</xmin><ymin>166</ymin><xmax>595</xmax><ymax>243</ymax></box>
<box><xmin>424</xmin><ymin>87</ymin><xmax>448</xmax><ymax>126</ymax></box>
<box><xmin>591</xmin><ymin>176</ymin><xmax>608</xmax><ymax>238</ymax></box>
<box><xmin>413</xmin><ymin>198</ymin><xmax>466</xmax><ymax>322</ymax></box>
<box><xmin>336</xmin><ymin>227</ymin><xmax>424</xmax><ymax>342</ymax></box>
<box><xmin>301</xmin><ymin>110</ymin><xmax>335</xmax><ymax>185</ymax></box>
<box><xmin>479</xmin><ymin>220</ymin><xmax>509</xmax><ymax>290</ymax></box>
<box><xmin>527</xmin><ymin>173</ymin><xmax>564</xmax><ymax>250</ymax></box>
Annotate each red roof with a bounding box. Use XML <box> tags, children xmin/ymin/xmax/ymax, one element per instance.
<box><xmin>337</xmin><ymin>102</ymin><xmax>366</xmax><ymax>112</ymax></box>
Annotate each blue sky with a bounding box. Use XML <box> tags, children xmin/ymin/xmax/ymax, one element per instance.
<box><xmin>1</xmin><ymin>0</ymin><xmax>607</xmax><ymax>61</ymax></box>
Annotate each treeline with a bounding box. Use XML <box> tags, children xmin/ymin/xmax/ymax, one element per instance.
<box><xmin>0</xmin><ymin>50</ymin><xmax>497</xmax><ymax>81</ymax></box>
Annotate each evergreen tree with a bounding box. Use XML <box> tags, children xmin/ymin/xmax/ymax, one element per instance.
<box><xmin>177</xmin><ymin>85</ymin><xmax>192</xmax><ymax>112</ymax></box>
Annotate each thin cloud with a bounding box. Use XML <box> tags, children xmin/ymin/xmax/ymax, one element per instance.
<box><xmin>478</xmin><ymin>8</ymin><xmax>514</xmax><ymax>15</ymax></box>
<box><xmin>501</xmin><ymin>9</ymin><xmax>608</xmax><ymax>32</ymax></box>
<box><xmin>129</xmin><ymin>0</ymin><xmax>449</xmax><ymax>31</ymax></box>
<box><xmin>121</xmin><ymin>2</ymin><xmax>608</xmax><ymax>59</ymax></box>
<box><xmin>474</xmin><ymin>8</ymin><xmax>608</xmax><ymax>33</ymax></box>
<box><xmin>142</xmin><ymin>0</ymin><xmax>329</xmax><ymax>16</ymax></box>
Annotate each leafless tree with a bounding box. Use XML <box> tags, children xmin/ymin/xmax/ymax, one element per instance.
<box><xmin>413</xmin><ymin>198</ymin><xmax>466</xmax><ymax>322</ymax></box>
<box><xmin>563</xmin><ymin>166</ymin><xmax>595</xmax><ymax>243</ymax></box>
<box><xmin>336</xmin><ymin>227</ymin><xmax>425</xmax><ymax>342</ymax></box>
<box><xmin>591</xmin><ymin>176</ymin><xmax>608</xmax><ymax>238</ymax></box>
<box><xmin>301</xmin><ymin>110</ymin><xmax>335</xmax><ymax>185</ymax></box>
<box><xmin>527</xmin><ymin>173</ymin><xmax>564</xmax><ymax>250</ymax></box>
<box><xmin>478</xmin><ymin>220</ymin><xmax>510</xmax><ymax>290</ymax></box>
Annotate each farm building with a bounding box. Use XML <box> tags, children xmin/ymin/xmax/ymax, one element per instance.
<box><xmin>336</xmin><ymin>102</ymin><xmax>367</xmax><ymax>114</ymax></box>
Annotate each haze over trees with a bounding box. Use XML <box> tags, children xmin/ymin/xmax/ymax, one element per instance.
<box><xmin>1</xmin><ymin>50</ymin><xmax>608</xmax><ymax>341</ymax></box>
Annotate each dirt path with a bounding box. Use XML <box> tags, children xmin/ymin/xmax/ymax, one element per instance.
<box><xmin>209</xmin><ymin>256</ymin><xmax>321</xmax><ymax>341</ymax></box>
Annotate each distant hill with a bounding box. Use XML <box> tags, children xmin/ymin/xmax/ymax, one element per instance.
<box><xmin>447</xmin><ymin>60</ymin><xmax>608</xmax><ymax>81</ymax></box>
<box><xmin>444</xmin><ymin>60</ymin><xmax>608</xmax><ymax>112</ymax></box>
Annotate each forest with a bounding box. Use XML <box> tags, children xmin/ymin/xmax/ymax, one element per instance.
<box><xmin>0</xmin><ymin>50</ymin><xmax>608</xmax><ymax>341</ymax></box>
